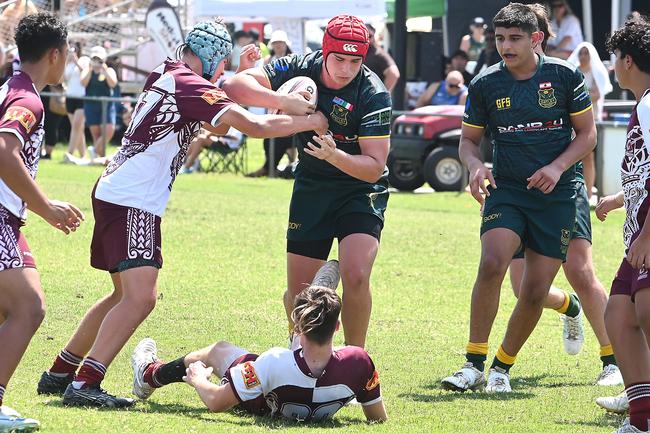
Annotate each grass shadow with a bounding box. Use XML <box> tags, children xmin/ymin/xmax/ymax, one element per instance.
<box><xmin>399</xmin><ymin>391</ymin><xmax>536</xmax><ymax>403</ymax></box>
<box><xmin>557</xmin><ymin>413</ymin><xmax>626</xmax><ymax>429</ymax></box>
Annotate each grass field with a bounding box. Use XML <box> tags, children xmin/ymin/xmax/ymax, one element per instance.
<box><xmin>4</xmin><ymin>141</ymin><xmax>629</xmax><ymax>432</ymax></box>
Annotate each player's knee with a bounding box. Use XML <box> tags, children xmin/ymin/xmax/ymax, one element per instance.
<box><xmin>605</xmin><ymin>302</ymin><xmax>636</xmax><ymax>335</ymax></box>
<box><xmin>518</xmin><ymin>287</ymin><xmax>547</xmax><ymax>308</ymax></box>
<box><xmin>341</xmin><ymin>267</ymin><xmax>370</xmax><ymax>292</ymax></box>
<box><xmin>17</xmin><ymin>300</ymin><xmax>46</xmax><ymax>332</ymax></box>
<box><xmin>477</xmin><ymin>255</ymin><xmax>509</xmax><ymax>281</ymax></box>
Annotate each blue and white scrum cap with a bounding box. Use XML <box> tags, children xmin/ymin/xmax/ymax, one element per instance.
<box><xmin>185</xmin><ymin>20</ymin><xmax>233</xmax><ymax>79</ymax></box>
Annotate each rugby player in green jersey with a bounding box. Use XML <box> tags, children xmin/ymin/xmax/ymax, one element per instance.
<box><xmin>506</xmin><ymin>3</ymin><xmax>621</xmax><ymax>387</ymax></box>
<box><xmin>441</xmin><ymin>2</ymin><xmax>596</xmax><ymax>393</ymax></box>
<box><xmin>223</xmin><ymin>15</ymin><xmax>391</xmax><ymax>349</ymax></box>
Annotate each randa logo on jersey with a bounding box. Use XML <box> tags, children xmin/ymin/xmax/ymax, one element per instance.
<box><xmin>343</xmin><ymin>44</ymin><xmax>358</xmax><ymax>52</ymax></box>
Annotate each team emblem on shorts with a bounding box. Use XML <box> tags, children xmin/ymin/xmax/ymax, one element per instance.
<box><xmin>538</xmin><ymin>82</ymin><xmax>557</xmax><ymax>109</ymax></box>
<box><xmin>561</xmin><ymin>228</ymin><xmax>571</xmax><ymax>246</ymax></box>
<box><xmin>330</xmin><ymin>104</ymin><xmax>349</xmax><ymax>126</ymax></box>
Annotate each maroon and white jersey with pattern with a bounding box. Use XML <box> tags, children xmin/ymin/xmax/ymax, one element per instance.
<box><xmin>622</xmin><ymin>90</ymin><xmax>650</xmax><ymax>250</ymax></box>
<box><xmin>95</xmin><ymin>60</ymin><xmax>234</xmax><ymax>216</ymax></box>
<box><xmin>0</xmin><ymin>72</ymin><xmax>44</xmax><ymax>220</ymax></box>
<box><xmin>223</xmin><ymin>346</ymin><xmax>381</xmax><ymax>422</ymax></box>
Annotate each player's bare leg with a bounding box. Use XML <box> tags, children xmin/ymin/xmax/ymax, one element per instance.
<box><xmin>84</xmin><ymin>267</ymin><xmax>158</xmax><ymax>366</ymax></box>
<box><xmin>501</xmin><ymin>250</ymin><xmax>561</xmax><ymax>355</ymax></box>
<box><xmin>64</xmin><ymin>273</ymin><xmax>123</xmax><ymax>357</ymax></box>
<box><xmin>285</xmin><ymin>253</ymin><xmax>325</xmax><ymax>325</ymax></box>
<box><xmin>0</xmin><ymin>268</ymin><xmax>45</xmax><ymax>389</ymax></box>
<box><xmin>38</xmin><ymin>273</ymin><xmax>124</xmax><ymax>395</ymax></box>
<box><xmin>469</xmin><ymin>229</ymin><xmax>521</xmax><ymax>344</ymax></box>
<box><xmin>338</xmin><ymin>234</ymin><xmax>378</xmax><ymax>348</ymax></box>
<box><xmin>510</xmin><ymin>259</ymin><xmax>565</xmax><ymax>308</ymax></box>
<box><xmin>441</xmin><ymin>228</ymin><xmax>520</xmax><ymax>392</ymax></box>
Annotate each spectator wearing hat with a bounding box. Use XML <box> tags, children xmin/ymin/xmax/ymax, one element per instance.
<box><xmin>80</xmin><ymin>45</ymin><xmax>117</xmax><ymax>158</ymax></box>
<box><xmin>445</xmin><ymin>50</ymin><xmax>474</xmax><ymax>84</ymax></box>
<box><xmin>459</xmin><ymin>17</ymin><xmax>487</xmax><ymax>62</ymax></box>
<box><xmin>363</xmin><ymin>23</ymin><xmax>400</xmax><ymax>93</ymax></box>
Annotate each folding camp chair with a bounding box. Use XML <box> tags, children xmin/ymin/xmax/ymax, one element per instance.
<box><xmin>199</xmin><ymin>133</ymin><xmax>247</xmax><ymax>174</ymax></box>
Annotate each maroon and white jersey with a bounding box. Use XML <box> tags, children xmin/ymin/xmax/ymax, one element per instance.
<box><xmin>223</xmin><ymin>346</ymin><xmax>381</xmax><ymax>422</ymax></box>
<box><xmin>622</xmin><ymin>89</ymin><xmax>650</xmax><ymax>250</ymax></box>
<box><xmin>0</xmin><ymin>72</ymin><xmax>44</xmax><ymax>220</ymax></box>
<box><xmin>95</xmin><ymin>60</ymin><xmax>234</xmax><ymax>216</ymax></box>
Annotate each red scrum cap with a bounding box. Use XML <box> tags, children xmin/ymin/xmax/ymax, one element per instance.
<box><xmin>322</xmin><ymin>15</ymin><xmax>369</xmax><ymax>61</ymax></box>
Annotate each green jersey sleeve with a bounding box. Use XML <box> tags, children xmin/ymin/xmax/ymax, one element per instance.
<box><xmin>568</xmin><ymin>67</ymin><xmax>592</xmax><ymax>116</ymax></box>
<box><xmin>359</xmin><ymin>92</ymin><xmax>392</xmax><ymax>139</ymax></box>
<box><xmin>463</xmin><ymin>79</ymin><xmax>488</xmax><ymax>129</ymax></box>
<box><xmin>262</xmin><ymin>55</ymin><xmax>303</xmax><ymax>91</ymax></box>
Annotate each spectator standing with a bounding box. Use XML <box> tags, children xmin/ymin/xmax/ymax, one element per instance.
<box><xmin>415</xmin><ymin>70</ymin><xmax>467</xmax><ymax>108</ymax></box>
<box><xmin>567</xmin><ymin>41</ymin><xmax>613</xmax><ymax>199</ymax></box>
<box><xmin>229</xmin><ymin>30</ymin><xmax>253</xmax><ymax>71</ymax></box>
<box><xmin>548</xmin><ymin>0</ymin><xmax>584</xmax><ymax>59</ymax></box>
<box><xmin>474</xmin><ymin>28</ymin><xmax>501</xmax><ymax>74</ymax></box>
<box><xmin>64</xmin><ymin>42</ymin><xmax>88</xmax><ymax>159</ymax></box>
<box><xmin>40</xmin><ymin>83</ymin><xmax>67</xmax><ymax>159</ymax></box>
<box><xmin>80</xmin><ymin>45</ymin><xmax>117</xmax><ymax>158</ymax></box>
<box><xmin>247</xmin><ymin>30</ymin><xmax>297</xmax><ymax>178</ymax></box>
<box><xmin>364</xmin><ymin>23</ymin><xmax>400</xmax><ymax>92</ymax></box>
<box><xmin>459</xmin><ymin>17</ymin><xmax>487</xmax><ymax>61</ymax></box>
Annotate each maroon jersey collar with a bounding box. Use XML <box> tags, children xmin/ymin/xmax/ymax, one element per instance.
<box><xmin>293</xmin><ymin>348</ymin><xmax>339</xmax><ymax>379</ymax></box>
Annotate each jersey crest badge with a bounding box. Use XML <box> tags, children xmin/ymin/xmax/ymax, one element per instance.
<box><xmin>365</xmin><ymin>370</ymin><xmax>380</xmax><ymax>391</ymax></box>
<box><xmin>201</xmin><ymin>88</ymin><xmax>222</xmax><ymax>105</ymax></box>
<box><xmin>538</xmin><ymin>85</ymin><xmax>557</xmax><ymax>109</ymax></box>
<box><xmin>241</xmin><ymin>361</ymin><xmax>261</xmax><ymax>389</ymax></box>
<box><xmin>330</xmin><ymin>104</ymin><xmax>349</xmax><ymax>126</ymax></box>
<box><xmin>3</xmin><ymin>106</ymin><xmax>37</xmax><ymax>132</ymax></box>
<box><xmin>561</xmin><ymin>228</ymin><xmax>571</xmax><ymax>246</ymax></box>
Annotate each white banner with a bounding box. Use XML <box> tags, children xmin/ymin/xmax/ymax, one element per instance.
<box><xmin>146</xmin><ymin>0</ymin><xmax>184</xmax><ymax>58</ymax></box>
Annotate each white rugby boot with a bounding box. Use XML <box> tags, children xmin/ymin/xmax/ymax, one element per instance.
<box><xmin>486</xmin><ymin>367</ymin><xmax>512</xmax><ymax>393</ymax></box>
<box><xmin>562</xmin><ymin>309</ymin><xmax>585</xmax><ymax>355</ymax></box>
<box><xmin>596</xmin><ymin>364</ymin><xmax>624</xmax><ymax>386</ymax></box>
<box><xmin>441</xmin><ymin>362</ymin><xmax>486</xmax><ymax>392</ymax></box>
<box><xmin>596</xmin><ymin>392</ymin><xmax>629</xmax><ymax>414</ymax></box>
<box><xmin>131</xmin><ymin>338</ymin><xmax>159</xmax><ymax>400</ymax></box>
<box><xmin>0</xmin><ymin>406</ymin><xmax>40</xmax><ymax>432</ymax></box>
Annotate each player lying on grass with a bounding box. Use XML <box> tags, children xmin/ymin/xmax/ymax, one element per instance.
<box><xmin>130</xmin><ymin>261</ymin><xmax>387</xmax><ymax>423</ymax></box>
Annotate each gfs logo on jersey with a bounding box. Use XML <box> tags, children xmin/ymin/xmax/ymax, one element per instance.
<box><xmin>241</xmin><ymin>362</ymin><xmax>261</xmax><ymax>389</ymax></box>
<box><xmin>343</xmin><ymin>44</ymin><xmax>359</xmax><ymax>53</ymax></box>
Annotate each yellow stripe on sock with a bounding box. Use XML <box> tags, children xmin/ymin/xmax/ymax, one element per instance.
<box><xmin>555</xmin><ymin>291</ymin><xmax>570</xmax><ymax>314</ymax></box>
<box><xmin>600</xmin><ymin>345</ymin><xmax>614</xmax><ymax>357</ymax></box>
<box><xmin>496</xmin><ymin>345</ymin><xmax>517</xmax><ymax>365</ymax></box>
<box><xmin>466</xmin><ymin>342</ymin><xmax>488</xmax><ymax>355</ymax></box>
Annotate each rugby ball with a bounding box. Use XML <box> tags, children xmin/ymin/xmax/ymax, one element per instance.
<box><xmin>269</xmin><ymin>76</ymin><xmax>318</xmax><ymax>115</ymax></box>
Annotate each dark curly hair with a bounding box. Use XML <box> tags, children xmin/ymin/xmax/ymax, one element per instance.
<box><xmin>606</xmin><ymin>17</ymin><xmax>650</xmax><ymax>74</ymax></box>
<box><xmin>15</xmin><ymin>12</ymin><xmax>68</xmax><ymax>63</ymax></box>
<box><xmin>291</xmin><ymin>286</ymin><xmax>341</xmax><ymax>345</ymax></box>
<box><xmin>493</xmin><ymin>2</ymin><xmax>539</xmax><ymax>35</ymax></box>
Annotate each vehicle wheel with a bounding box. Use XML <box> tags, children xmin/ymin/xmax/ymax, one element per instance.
<box><xmin>423</xmin><ymin>146</ymin><xmax>465</xmax><ymax>191</ymax></box>
<box><xmin>387</xmin><ymin>153</ymin><xmax>425</xmax><ymax>191</ymax></box>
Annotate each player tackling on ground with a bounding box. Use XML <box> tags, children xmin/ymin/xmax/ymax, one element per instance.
<box><xmin>130</xmin><ymin>261</ymin><xmax>387</xmax><ymax>423</ymax></box>
<box><xmin>36</xmin><ymin>19</ymin><xmax>327</xmax><ymax>408</ymax></box>
<box><xmin>224</xmin><ymin>14</ymin><xmax>392</xmax><ymax>349</ymax></box>
<box><xmin>0</xmin><ymin>13</ymin><xmax>84</xmax><ymax>432</ymax></box>
<box><xmin>441</xmin><ymin>3</ymin><xmax>596</xmax><ymax>393</ymax></box>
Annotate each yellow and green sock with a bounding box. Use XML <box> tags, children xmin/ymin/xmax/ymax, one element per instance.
<box><xmin>555</xmin><ymin>291</ymin><xmax>581</xmax><ymax>318</ymax></box>
<box><xmin>491</xmin><ymin>345</ymin><xmax>517</xmax><ymax>373</ymax></box>
<box><xmin>600</xmin><ymin>344</ymin><xmax>617</xmax><ymax>367</ymax></box>
<box><xmin>465</xmin><ymin>341</ymin><xmax>488</xmax><ymax>372</ymax></box>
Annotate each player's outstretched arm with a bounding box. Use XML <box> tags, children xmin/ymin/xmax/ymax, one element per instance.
<box><xmin>459</xmin><ymin>124</ymin><xmax>495</xmax><ymax>205</ymax></box>
<box><xmin>0</xmin><ymin>133</ymin><xmax>84</xmax><ymax>233</ymax></box>
<box><xmin>362</xmin><ymin>400</ymin><xmax>387</xmax><ymax>423</ymax></box>
<box><xmin>527</xmin><ymin>108</ymin><xmax>596</xmax><ymax>194</ymax></box>
<box><xmin>223</xmin><ymin>69</ymin><xmax>315</xmax><ymax>115</ymax></box>
<box><xmin>595</xmin><ymin>191</ymin><xmax>624</xmax><ymax>222</ymax></box>
<box><xmin>219</xmin><ymin>104</ymin><xmax>327</xmax><ymax>138</ymax></box>
<box><xmin>183</xmin><ymin>361</ymin><xmax>239</xmax><ymax>413</ymax></box>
